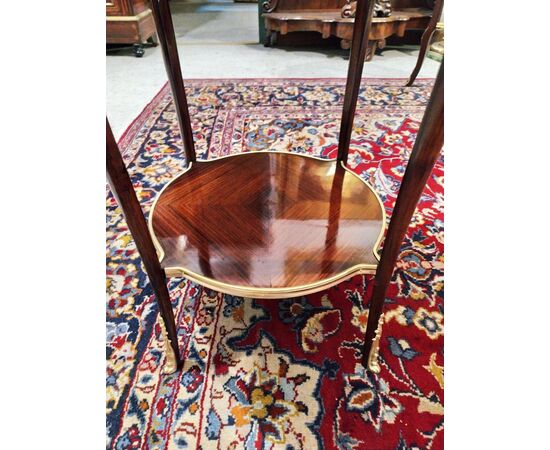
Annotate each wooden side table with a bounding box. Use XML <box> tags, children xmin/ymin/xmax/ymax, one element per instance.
<box><xmin>106</xmin><ymin>0</ymin><xmax>444</xmax><ymax>373</ymax></box>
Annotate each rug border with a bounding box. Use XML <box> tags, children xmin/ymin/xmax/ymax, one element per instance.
<box><xmin>117</xmin><ymin>83</ymin><xmax>172</xmax><ymax>156</ymax></box>
<box><xmin>116</xmin><ymin>77</ymin><xmax>435</xmax><ymax>153</ymax></box>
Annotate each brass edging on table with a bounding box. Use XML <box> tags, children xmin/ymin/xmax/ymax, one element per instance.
<box><xmin>147</xmin><ymin>150</ymin><xmax>386</xmax><ymax>298</ymax></box>
<box><xmin>339</xmin><ymin>160</ymin><xmax>386</xmax><ymax>261</ymax></box>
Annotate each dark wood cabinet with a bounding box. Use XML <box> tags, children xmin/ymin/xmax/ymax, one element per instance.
<box><xmin>262</xmin><ymin>0</ymin><xmax>433</xmax><ymax>60</ymax></box>
<box><xmin>106</xmin><ymin>0</ymin><xmax>157</xmax><ymax>56</ymax></box>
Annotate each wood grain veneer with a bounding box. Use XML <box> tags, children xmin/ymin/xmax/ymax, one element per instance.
<box><xmin>107</xmin><ymin>0</ymin><xmax>445</xmax><ymax>372</ymax></box>
<box><xmin>150</xmin><ymin>153</ymin><xmax>385</xmax><ymax>298</ymax></box>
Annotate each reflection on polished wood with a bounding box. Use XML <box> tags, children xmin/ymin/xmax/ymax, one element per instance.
<box><xmin>150</xmin><ymin>153</ymin><xmax>384</xmax><ymax>298</ymax></box>
<box><xmin>118</xmin><ymin>0</ymin><xmax>445</xmax><ymax>373</ymax></box>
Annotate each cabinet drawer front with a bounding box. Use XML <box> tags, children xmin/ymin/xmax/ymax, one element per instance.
<box><xmin>106</xmin><ymin>0</ymin><xmax>129</xmax><ymax>17</ymax></box>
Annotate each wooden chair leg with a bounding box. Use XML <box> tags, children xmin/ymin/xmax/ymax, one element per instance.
<box><xmin>106</xmin><ymin>118</ymin><xmax>183</xmax><ymax>372</ymax></box>
<box><xmin>363</xmin><ymin>61</ymin><xmax>444</xmax><ymax>371</ymax></box>
<box><xmin>405</xmin><ymin>0</ymin><xmax>444</xmax><ymax>87</ymax></box>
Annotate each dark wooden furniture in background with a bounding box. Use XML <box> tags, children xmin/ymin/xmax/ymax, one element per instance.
<box><xmin>106</xmin><ymin>0</ymin><xmax>157</xmax><ymax>57</ymax></box>
<box><xmin>406</xmin><ymin>0</ymin><xmax>443</xmax><ymax>86</ymax></box>
<box><xmin>262</xmin><ymin>0</ymin><xmax>433</xmax><ymax>61</ymax></box>
<box><xmin>106</xmin><ymin>0</ymin><xmax>444</xmax><ymax>373</ymax></box>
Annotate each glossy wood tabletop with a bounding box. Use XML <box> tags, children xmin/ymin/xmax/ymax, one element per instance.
<box><xmin>150</xmin><ymin>152</ymin><xmax>384</xmax><ymax>297</ymax></box>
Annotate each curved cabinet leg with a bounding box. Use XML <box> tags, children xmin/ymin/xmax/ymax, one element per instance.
<box><xmin>270</xmin><ymin>30</ymin><xmax>278</xmax><ymax>47</ymax></box>
<box><xmin>363</xmin><ymin>62</ymin><xmax>444</xmax><ymax>371</ymax></box>
<box><xmin>150</xmin><ymin>0</ymin><xmax>197</xmax><ymax>164</ymax></box>
<box><xmin>264</xmin><ymin>30</ymin><xmax>278</xmax><ymax>47</ymax></box>
<box><xmin>338</xmin><ymin>0</ymin><xmax>376</xmax><ymax>163</ymax></box>
<box><xmin>264</xmin><ymin>30</ymin><xmax>272</xmax><ymax>47</ymax></box>
<box><xmin>365</xmin><ymin>40</ymin><xmax>377</xmax><ymax>61</ymax></box>
<box><xmin>107</xmin><ymin>119</ymin><xmax>183</xmax><ymax>371</ymax></box>
<box><xmin>406</xmin><ymin>0</ymin><xmax>443</xmax><ymax>87</ymax></box>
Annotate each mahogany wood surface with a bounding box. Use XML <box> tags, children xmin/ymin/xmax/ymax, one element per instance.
<box><xmin>338</xmin><ymin>0</ymin><xmax>376</xmax><ymax>164</ymax></box>
<box><xmin>151</xmin><ymin>153</ymin><xmax>384</xmax><ymax>295</ymax></box>
<box><xmin>263</xmin><ymin>0</ymin><xmax>432</xmax><ymax>59</ymax></box>
<box><xmin>263</xmin><ymin>0</ymin><xmax>427</xmax><ymax>11</ymax></box>
<box><xmin>106</xmin><ymin>0</ymin><xmax>156</xmax><ymax>45</ymax></box>
<box><xmin>264</xmin><ymin>9</ymin><xmax>429</xmax><ymax>22</ymax></box>
<box><xmin>362</xmin><ymin>60</ymin><xmax>443</xmax><ymax>367</ymax></box>
<box><xmin>106</xmin><ymin>0</ymin><xmax>149</xmax><ymax>17</ymax></box>
<box><xmin>107</xmin><ymin>118</ymin><xmax>183</xmax><ymax>369</ymax></box>
<box><xmin>150</xmin><ymin>0</ymin><xmax>196</xmax><ymax>164</ymax></box>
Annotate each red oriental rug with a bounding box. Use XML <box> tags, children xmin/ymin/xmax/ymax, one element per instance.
<box><xmin>106</xmin><ymin>78</ymin><xmax>444</xmax><ymax>450</ymax></box>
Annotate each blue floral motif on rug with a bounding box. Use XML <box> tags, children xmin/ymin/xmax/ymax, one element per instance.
<box><xmin>106</xmin><ymin>78</ymin><xmax>443</xmax><ymax>450</ymax></box>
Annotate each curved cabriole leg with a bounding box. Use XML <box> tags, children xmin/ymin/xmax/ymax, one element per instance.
<box><xmin>264</xmin><ymin>30</ymin><xmax>277</xmax><ymax>47</ymax></box>
<box><xmin>270</xmin><ymin>31</ymin><xmax>278</xmax><ymax>47</ymax></box>
<box><xmin>365</xmin><ymin>40</ymin><xmax>377</xmax><ymax>61</ymax></box>
<box><xmin>363</xmin><ymin>61</ymin><xmax>444</xmax><ymax>371</ymax></box>
<box><xmin>107</xmin><ymin>119</ymin><xmax>183</xmax><ymax>372</ymax></box>
<box><xmin>264</xmin><ymin>30</ymin><xmax>272</xmax><ymax>47</ymax></box>
<box><xmin>406</xmin><ymin>0</ymin><xmax>444</xmax><ymax>87</ymax></box>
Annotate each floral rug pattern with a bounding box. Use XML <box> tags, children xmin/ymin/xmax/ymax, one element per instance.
<box><xmin>106</xmin><ymin>78</ymin><xmax>443</xmax><ymax>450</ymax></box>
